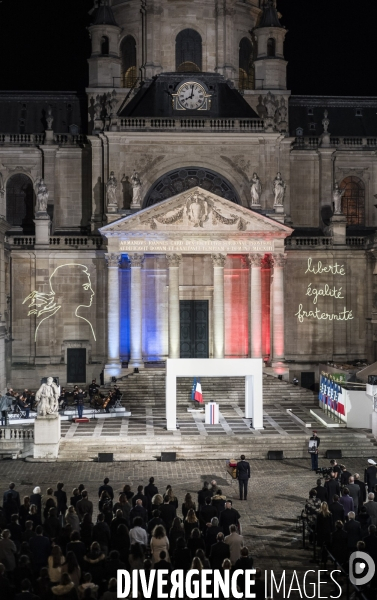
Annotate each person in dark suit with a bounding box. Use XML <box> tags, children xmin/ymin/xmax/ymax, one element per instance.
<box><xmin>354</xmin><ymin>473</ymin><xmax>367</xmax><ymax>506</ymax></box>
<box><xmin>209</xmin><ymin>532</ymin><xmax>230</xmax><ymax>569</ymax></box>
<box><xmin>205</xmin><ymin>517</ymin><xmax>223</xmax><ymax>556</ymax></box>
<box><xmin>347</xmin><ymin>477</ymin><xmax>361</xmax><ymax>514</ymax></box>
<box><xmin>129</xmin><ymin>499</ymin><xmax>148</xmax><ymax>529</ymax></box>
<box><xmin>329</xmin><ymin>495</ymin><xmax>345</xmax><ymax>524</ymax></box>
<box><xmin>340</xmin><ymin>465</ymin><xmax>352</xmax><ymax>487</ymax></box>
<box><xmin>158</xmin><ymin>497</ymin><xmax>176</xmax><ymax>533</ymax></box>
<box><xmin>314</xmin><ymin>479</ymin><xmax>328</xmax><ymax>503</ymax></box>
<box><xmin>344</xmin><ymin>512</ymin><xmax>361</xmax><ymax>553</ymax></box>
<box><xmin>330</xmin><ymin>521</ymin><xmax>348</xmax><ymax>568</ymax></box>
<box><xmin>132</xmin><ymin>485</ymin><xmax>148</xmax><ymax>509</ymax></box>
<box><xmin>365</xmin><ymin>459</ymin><xmax>377</xmax><ymax>492</ymax></box>
<box><xmin>54</xmin><ymin>482</ymin><xmax>68</xmax><ymax>518</ymax></box>
<box><xmin>199</xmin><ymin>497</ymin><xmax>217</xmax><ymax>531</ymax></box>
<box><xmin>15</xmin><ymin>579</ymin><xmax>39</xmax><ymax>600</ymax></box>
<box><xmin>236</xmin><ymin>455</ymin><xmax>250</xmax><ymax>501</ymax></box>
<box><xmin>364</xmin><ymin>493</ymin><xmax>377</xmax><ymax>525</ymax></box>
<box><xmin>29</xmin><ymin>526</ymin><xmax>51</xmax><ymax>574</ymax></box>
<box><xmin>363</xmin><ymin>525</ymin><xmax>377</xmax><ymax>564</ymax></box>
<box><xmin>219</xmin><ymin>501</ymin><xmax>240</xmax><ymax>536</ymax></box>
<box><xmin>325</xmin><ymin>473</ymin><xmax>340</xmax><ymax>505</ymax></box>
<box><xmin>144</xmin><ymin>477</ymin><xmax>158</xmax><ymax>514</ymax></box>
<box><xmin>98</xmin><ymin>478</ymin><xmax>114</xmax><ymax>500</ymax></box>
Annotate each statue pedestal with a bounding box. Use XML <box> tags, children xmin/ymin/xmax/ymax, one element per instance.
<box><xmin>34</xmin><ymin>214</ymin><xmax>50</xmax><ymax>248</ymax></box>
<box><xmin>250</xmin><ymin>203</ymin><xmax>261</xmax><ymax>210</ymax></box>
<box><xmin>107</xmin><ymin>204</ymin><xmax>118</xmax><ymax>214</ymax></box>
<box><xmin>45</xmin><ymin>130</ymin><xmax>54</xmax><ymax>144</ymax></box>
<box><xmin>273</xmin><ymin>205</ymin><xmax>285</xmax><ymax>223</ymax></box>
<box><xmin>33</xmin><ymin>413</ymin><xmax>61</xmax><ymax>460</ymax></box>
<box><xmin>329</xmin><ymin>214</ymin><xmax>347</xmax><ymax>245</ymax></box>
<box><xmin>130</xmin><ymin>201</ymin><xmax>142</xmax><ymax>211</ymax></box>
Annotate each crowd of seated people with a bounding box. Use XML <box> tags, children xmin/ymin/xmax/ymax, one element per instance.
<box><xmin>0</xmin><ymin>477</ymin><xmax>265</xmax><ymax>599</ymax></box>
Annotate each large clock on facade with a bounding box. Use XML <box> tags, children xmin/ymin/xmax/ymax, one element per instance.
<box><xmin>172</xmin><ymin>81</ymin><xmax>212</xmax><ymax>111</ymax></box>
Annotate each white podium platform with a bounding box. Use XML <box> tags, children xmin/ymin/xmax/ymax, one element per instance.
<box><xmin>205</xmin><ymin>402</ymin><xmax>219</xmax><ymax>425</ymax></box>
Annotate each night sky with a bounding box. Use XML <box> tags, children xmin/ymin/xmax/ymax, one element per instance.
<box><xmin>1</xmin><ymin>0</ymin><xmax>377</xmax><ymax>96</ymax></box>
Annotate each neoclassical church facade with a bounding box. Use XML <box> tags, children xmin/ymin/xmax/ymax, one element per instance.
<box><xmin>0</xmin><ymin>0</ymin><xmax>376</xmax><ymax>390</ymax></box>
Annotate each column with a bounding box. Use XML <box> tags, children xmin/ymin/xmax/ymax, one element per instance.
<box><xmin>129</xmin><ymin>253</ymin><xmax>144</xmax><ymax>367</ymax></box>
<box><xmin>271</xmin><ymin>253</ymin><xmax>286</xmax><ymax>363</ymax></box>
<box><xmin>212</xmin><ymin>254</ymin><xmax>226</xmax><ymax>359</ymax></box>
<box><xmin>105</xmin><ymin>253</ymin><xmax>121</xmax><ymax>375</ymax></box>
<box><xmin>249</xmin><ymin>254</ymin><xmax>263</xmax><ymax>358</ymax></box>
<box><xmin>167</xmin><ymin>254</ymin><xmax>182</xmax><ymax>359</ymax></box>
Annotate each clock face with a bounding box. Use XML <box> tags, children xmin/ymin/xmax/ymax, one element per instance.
<box><xmin>177</xmin><ymin>82</ymin><xmax>207</xmax><ymax>110</ymax></box>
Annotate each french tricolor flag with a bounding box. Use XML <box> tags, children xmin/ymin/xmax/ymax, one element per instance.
<box><xmin>194</xmin><ymin>379</ymin><xmax>203</xmax><ymax>403</ymax></box>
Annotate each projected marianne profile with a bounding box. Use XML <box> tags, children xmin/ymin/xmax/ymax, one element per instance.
<box><xmin>23</xmin><ymin>263</ymin><xmax>96</xmax><ymax>341</ymax></box>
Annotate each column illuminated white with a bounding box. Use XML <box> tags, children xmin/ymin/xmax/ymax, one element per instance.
<box><xmin>167</xmin><ymin>254</ymin><xmax>182</xmax><ymax>359</ymax></box>
<box><xmin>212</xmin><ymin>254</ymin><xmax>226</xmax><ymax>359</ymax></box>
<box><xmin>129</xmin><ymin>253</ymin><xmax>144</xmax><ymax>367</ymax></box>
<box><xmin>105</xmin><ymin>253</ymin><xmax>121</xmax><ymax>368</ymax></box>
<box><xmin>271</xmin><ymin>253</ymin><xmax>286</xmax><ymax>362</ymax></box>
<box><xmin>249</xmin><ymin>254</ymin><xmax>263</xmax><ymax>358</ymax></box>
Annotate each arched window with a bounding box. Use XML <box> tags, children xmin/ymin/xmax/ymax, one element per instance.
<box><xmin>6</xmin><ymin>174</ymin><xmax>35</xmax><ymax>233</ymax></box>
<box><xmin>176</xmin><ymin>29</ymin><xmax>202</xmax><ymax>72</ymax></box>
<box><xmin>267</xmin><ymin>38</ymin><xmax>276</xmax><ymax>57</ymax></box>
<box><xmin>239</xmin><ymin>37</ymin><xmax>254</xmax><ymax>90</ymax></box>
<box><xmin>120</xmin><ymin>36</ymin><xmax>137</xmax><ymax>88</ymax></box>
<box><xmin>101</xmin><ymin>36</ymin><xmax>109</xmax><ymax>55</ymax></box>
<box><xmin>340</xmin><ymin>176</ymin><xmax>365</xmax><ymax>226</ymax></box>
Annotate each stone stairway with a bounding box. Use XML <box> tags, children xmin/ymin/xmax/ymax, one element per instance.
<box><xmin>111</xmin><ymin>368</ymin><xmax>317</xmax><ymax>408</ymax></box>
<box><xmin>57</xmin><ymin>368</ymin><xmax>377</xmax><ymax>461</ymax></box>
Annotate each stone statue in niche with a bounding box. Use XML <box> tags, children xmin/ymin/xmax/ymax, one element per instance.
<box><xmin>276</xmin><ymin>97</ymin><xmax>288</xmax><ymax>131</ymax></box>
<box><xmin>131</xmin><ymin>170</ymin><xmax>142</xmax><ymax>206</ymax></box>
<box><xmin>273</xmin><ymin>172</ymin><xmax>286</xmax><ymax>206</ymax></box>
<box><xmin>186</xmin><ymin>193</ymin><xmax>210</xmax><ymax>227</ymax></box>
<box><xmin>250</xmin><ymin>173</ymin><xmax>262</xmax><ymax>206</ymax></box>
<box><xmin>0</xmin><ymin>173</ymin><xmax>4</xmax><ymax>197</ymax></box>
<box><xmin>332</xmin><ymin>182</ymin><xmax>346</xmax><ymax>215</ymax></box>
<box><xmin>36</xmin><ymin>377</ymin><xmax>60</xmax><ymax>417</ymax></box>
<box><xmin>106</xmin><ymin>171</ymin><xmax>118</xmax><ymax>207</ymax></box>
<box><xmin>36</xmin><ymin>178</ymin><xmax>49</xmax><ymax>213</ymax></box>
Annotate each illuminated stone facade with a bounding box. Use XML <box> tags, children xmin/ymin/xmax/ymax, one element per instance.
<box><xmin>0</xmin><ymin>1</ymin><xmax>376</xmax><ymax>389</ymax></box>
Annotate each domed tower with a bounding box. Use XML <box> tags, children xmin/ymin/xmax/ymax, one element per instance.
<box><xmin>253</xmin><ymin>0</ymin><xmax>287</xmax><ymax>90</ymax></box>
<box><xmin>88</xmin><ymin>0</ymin><xmax>122</xmax><ymax>88</ymax></box>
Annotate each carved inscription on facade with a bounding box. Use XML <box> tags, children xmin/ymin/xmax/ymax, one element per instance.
<box><xmin>119</xmin><ymin>239</ymin><xmax>273</xmax><ymax>253</ymax></box>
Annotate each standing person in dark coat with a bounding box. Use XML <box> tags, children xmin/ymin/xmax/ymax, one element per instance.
<box><xmin>205</xmin><ymin>517</ymin><xmax>223</xmax><ymax>556</ymax></box>
<box><xmin>308</xmin><ymin>431</ymin><xmax>320</xmax><ymax>471</ymax></box>
<box><xmin>329</xmin><ymin>495</ymin><xmax>345</xmax><ymax>525</ymax></box>
<box><xmin>129</xmin><ymin>499</ymin><xmax>148</xmax><ymax>529</ymax></box>
<box><xmin>209</xmin><ymin>533</ymin><xmax>230</xmax><ymax>570</ymax></box>
<box><xmin>159</xmin><ymin>496</ymin><xmax>176</xmax><ymax>533</ymax></box>
<box><xmin>348</xmin><ymin>477</ymin><xmax>361</xmax><ymax>515</ymax></box>
<box><xmin>199</xmin><ymin>496</ymin><xmax>217</xmax><ymax>531</ymax></box>
<box><xmin>339</xmin><ymin>488</ymin><xmax>354</xmax><ymax>517</ymax></box>
<box><xmin>3</xmin><ymin>483</ymin><xmax>20</xmax><ymax>520</ymax></box>
<box><xmin>344</xmin><ymin>512</ymin><xmax>361</xmax><ymax>553</ymax></box>
<box><xmin>236</xmin><ymin>455</ymin><xmax>250</xmax><ymax>501</ymax></box>
<box><xmin>325</xmin><ymin>473</ymin><xmax>340</xmax><ymax>505</ymax></box>
<box><xmin>316</xmin><ymin>502</ymin><xmax>333</xmax><ymax>559</ymax></box>
<box><xmin>197</xmin><ymin>482</ymin><xmax>215</xmax><ymax>509</ymax></box>
<box><xmin>98</xmin><ymin>478</ymin><xmax>114</xmax><ymax>501</ymax></box>
<box><xmin>29</xmin><ymin>487</ymin><xmax>42</xmax><ymax>520</ymax></box>
<box><xmin>340</xmin><ymin>465</ymin><xmax>352</xmax><ymax>487</ymax></box>
<box><xmin>365</xmin><ymin>459</ymin><xmax>377</xmax><ymax>492</ymax></box>
<box><xmin>219</xmin><ymin>501</ymin><xmax>240</xmax><ymax>537</ymax></box>
<box><xmin>330</xmin><ymin>521</ymin><xmax>348</xmax><ymax>568</ymax></box>
<box><xmin>363</xmin><ymin>525</ymin><xmax>377</xmax><ymax>564</ymax></box>
<box><xmin>54</xmin><ymin>483</ymin><xmax>68</xmax><ymax>519</ymax></box>
<box><xmin>144</xmin><ymin>477</ymin><xmax>158</xmax><ymax>514</ymax></box>
<box><xmin>76</xmin><ymin>389</ymin><xmax>86</xmax><ymax>419</ymax></box>
<box><xmin>314</xmin><ymin>479</ymin><xmax>328</xmax><ymax>503</ymax></box>
<box><xmin>29</xmin><ymin>525</ymin><xmax>51</xmax><ymax>574</ymax></box>
<box><xmin>132</xmin><ymin>486</ymin><xmax>148</xmax><ymax>509</ymax></box>
<box><xmin>354</xmin><ymin>473</ymin><xmax>367</xmax><ymax>505</ymax></box>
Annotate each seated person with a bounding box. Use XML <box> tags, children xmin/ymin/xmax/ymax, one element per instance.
<box><xmin>89</xmin><ymin>379</ymin><xmax>100</xmax><ymax>398</ymax></box>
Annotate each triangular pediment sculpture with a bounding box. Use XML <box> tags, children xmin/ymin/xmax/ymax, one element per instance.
<box><xmin>100</xmin><ymin>187</ymin><xmax>292</xmax><ymax>236</ymax></box>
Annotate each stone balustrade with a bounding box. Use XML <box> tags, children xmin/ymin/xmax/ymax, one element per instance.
<box><xmin>119</xmin><ymin>117</ymin><xmax>265</xmax><ymax>132</ymax></box>
<box><xmin>294</xmin><ymin>136</ymin><xmax>377</xmax><ymax>149</ymax></box>
<box><xmin>285</xmin><ymin>236</ymin><xmax>366</xmax><ymax>248</ymax></box>
<box><xmin>7</xmin><ymin>236</ymin><xmax>103</xmax><ymax>248</ymax></box>
<box><xmin>0</xmin><ymin>426</ymin><xmax>34</xmax><ymax>459</ymax></box>
<box><xmin>0</xmin><ymin>133</ymin><xmax>86</xmax><ymax>146</ymax></box>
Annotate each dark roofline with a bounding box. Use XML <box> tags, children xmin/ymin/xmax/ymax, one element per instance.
<box><xmin>290</xmin><ymin>95</ymin><xmax>377</xmax><ymax>107</ymax></box>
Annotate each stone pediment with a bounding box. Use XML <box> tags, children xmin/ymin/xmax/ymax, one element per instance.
<box><xmin>101</xmin><ymin>187</ymin><xmax>292</xmax><ymax>236</ymax></box>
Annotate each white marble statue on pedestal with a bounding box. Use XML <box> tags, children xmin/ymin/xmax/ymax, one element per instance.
<box><xmin>106</xmin><ymin>171</ymin><xmax>118</xmax><ymax>209</ymax></box>
<box><xmin>35</xmin><ymin>377</ymin><xmax>60</xmax><ymax>417</ymax></box>
<box><xmin>36</xmin><ymin>179</ymin><xmax>49</xmax><ymax>214</ymax></box>
<box><xmin>273</xmin><ymin>172</ymin><xmax>286</xmax><ymax>206</ymax></box>
<box><xmin>131</xmin><ymin>170</ymin><xmax>142</xmax><ymax>207</ymax></box>
<box><xmin>250</xmin><ymin>173</ymin><xmax>262</xmax><ymax>206</ymax></box>
<box><xmin>332</xmin><ymin>182</ymin><xmax>346</xmax><ymax>215</ymax></box>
